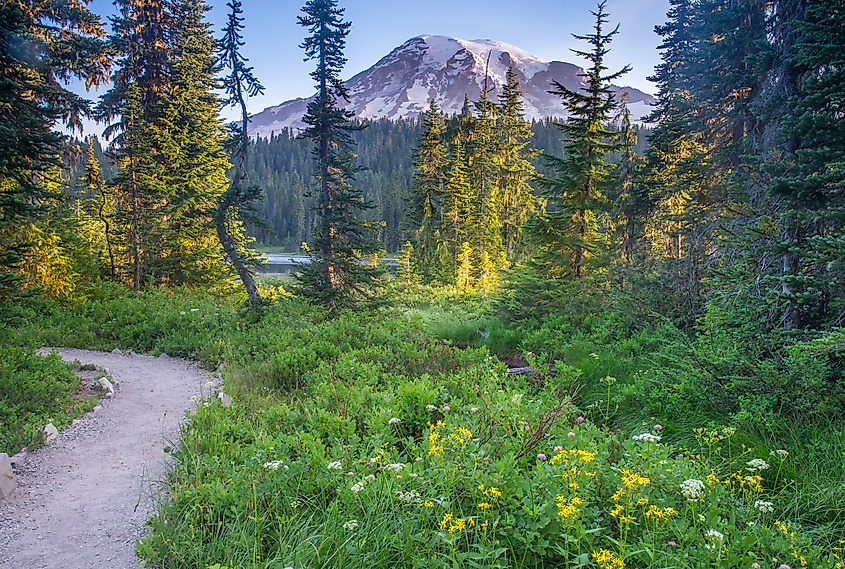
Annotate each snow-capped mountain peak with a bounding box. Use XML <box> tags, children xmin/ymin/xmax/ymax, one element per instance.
<box><xmin>248</xmin><ymin>35</ymin><xmax>653</xmax><ymax>138</ymax></box>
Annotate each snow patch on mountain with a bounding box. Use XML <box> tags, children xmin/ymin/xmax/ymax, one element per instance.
<box><xmin>248</xmin><ymin>35</ymin><xmax>654</xmax><ymax>138</ymax></box>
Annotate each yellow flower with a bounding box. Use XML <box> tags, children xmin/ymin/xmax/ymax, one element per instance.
<box><xmin>422</xmin><ymin>500</ymin><xmax>435</xmax><ymax>508</ymax></box>
<box><xmin>484</xmin><ymin>487</ymin><xmax>502</xmax><ymax>498</ymax></box>
<box><xmin>477</xmin><ymin>502</ymin><xmax>492</xmax><ymax>509</ymax></box>
<box><xmin>592</xmin><ymin>549</ymin><xmax>625</xmax><ymax>569</ymax></box>
<box><xmin>621</xmin><ymin>469</ymin><xmax>650</xmax><ymax>488</ymax></box>
<box><xmin>555</xmin><ymin>495</ymin><xmax>583</xmax><ymax>522</ymax></box>
<box><xmin>439</xmin><ymin>512</ymin><xmax>452</xmax><ymax>529</ymax></box>
<box><xmin>611</xmin><ymin>488</ymin><xmax>626</xmax><ymax>502</ymax></box>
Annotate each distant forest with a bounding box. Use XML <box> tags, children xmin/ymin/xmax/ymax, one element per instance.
<box><xmin>67</xmin><ymin>118</ymin><xmax>651</xmax><ymax>253</ymax></box>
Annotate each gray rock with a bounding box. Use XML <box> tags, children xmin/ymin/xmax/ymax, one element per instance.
<box><xmin>159</xmin><ymin>352</ymin><xmax>170</xmax><ymax>359</ymax></box>
<box><xmin>0</xmin><ymin>453</ymin><xmax>16</xmax><ymax>499</ymax></box>
<box><xmin>98</xmin><ymin>376</ymin><xmax>115</xmax><ymax>395</ymax></box>
<box><xmin>43</xmin><ymin>423</ymin><xmax>58</xmax><ymax>443</ymax></box>
<box><xmin>111</xmin><ymin>348</ymin><xmax>122</xmax><ymax>355</ymax></box>
<box><xmin>217</xmin><ymin>392</ymin><xmax>232</xmax><ymax>408</ymax></box>
<box><xmin>126</xmin><ymin>350</ymin><xmax>137</xmax><ymax>357</ymax></box>
<box><xmin>92</xmin><ymin>405</ymin><xmax>102</xmax><ymax>412</ymax></box>
<box><xmin>8</xmin><ymin>450</ymin><xmax>26</xmax><ymax>470</ymax></box>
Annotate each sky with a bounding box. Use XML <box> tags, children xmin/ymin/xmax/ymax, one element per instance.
<box><xmin>73</xmin><ymin>0</ymin><xmax>671</xmax><ymax>134</ymax></box>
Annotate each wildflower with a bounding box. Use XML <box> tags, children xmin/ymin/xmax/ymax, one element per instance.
<box><xmin>422</xmin><ymin>500</ymin><xmax>434</xmax><ymax>507</ymax></box>
<box><xmin>654</xmin><ymin>424</ymin><xmax>663</xmax><ymax>430</ymax></box>
<box><xmin>632</xmin><ymin>433</ymin><xmax>661</xmax><ymax>443</ymax></box>
<box><xmin>477</xmin><ymin>502</ymin><xmax>492</xmax><ymax>509</ymax></box>
<box><xmin>771</xmin><ymin>449</ymin><xmax>789</xmax><ymax>460</ymax></box>
<box><xmin>537</xmin><ymin>454</ymin><xmax>547</xmax><ymax>461</ymax></box>
<box><xmin>442</xmin><ymin>406</ymin><xmax>450</xmax><ymax>412</ymax></box>
<box><xmin>752</xmin><ymin>564</ymin><xmax>761</xmax><ymax>569</ymax></box>
<box><xmin>471</xmin><ymin>407</ymin><xmax>478</xmax><ymax>412</ymax></box>
<box><xmin>385</xmin><ymin>463</ymin><xmax>405</xmax><ymax>472</ymax></box>
<box><xmin>576</xmin><ymin>416</ymin><xmax>585</xmax><ymax>423</ymax></box>
<box><xmin>350</xmin><ymin>482</ymin><xmax>365</xmax><ymax>493</ymax></box>
<box><xmin>388</xmin><ymin>417</ymin><xmax>401</xmax><ymax>425</ymax></box>
<box><xmin>680</xmin><ymin>479</ymin><xmax>706</xmax><ymax>501</ymax></box>
<box><xmin>754</xmin><ymin>500</ymin><xmax>774</xmax><ymax>513</ymax></box>
<box><xmin>592</xmin><ymin>548</ymin><xmax>625</xmax><ymax>569</ymax></box>
<box><xmin>746</xmin><ymin>458</ymin><xmax>770</xmax><ymax>471</ymax></box>
<box><xmin>343</xmin><ymin>519</ymin><xmax>359</xmax><ymax>531</ymax></box>
<box><xmin>511</xmin><ymin>393</ymin><xmax>523</xmax><ymax>404</ymax></box>
<box><xmin>554</xmin><ymin>446</ymin><xmax>563</xmax><ymax>452</ymax></box>
<box><xmin>426</xmin><ymin>404</ymin><xmax>436</xmax><ymax>411</ymax></box>
<box><xmin>484</xmin><ymin>487</ymin><xmax>502</xmax><ymax>498</ymax></box>
<box><xmin>555</xmin><ymin>495</ymin><xmax>583</xmax><ymax>521</ymax></box>
<box><xmin>621</xmin><ymin>469</ymin><xmax>650</xmax><ymax>488</ymax></box>
<box><xmin>705</xmin><ymin>529</ymin><xmax>724</xmax><ymax>541</ymax></box>
<box><xmin>568</xmin><ymin>432</ymin><xmax>576</xmax><ymax>437</ymax></box>
<box><xmin>327</xmin><ymin>461</ymin><xmax>342</xmax><ymax>470</ymax></box>
<box><xmin>668</xmin><ymin>541</ymin><xmax>677</xmax><ymax>547</ymax></box>
<box><xmin>264</xmin><ymin>461</ymin><xmax>285</xmax><ymax>470</ymax></box>
<box><xmin>439</xmin><ymin>512</ymin><xmax>453</xmax><ymax>529</ymax></box>
<box><xmin>779</xmin><ymin>565</ymin><xmax>791</xmax><ymax>569</ymax></box>
<box><xmin>290</xmin><ymin>500</ymin><xmax>300</xmax><ymax>508</ymax></box>
<box><xmin>414</xmin><ymin>457</ymin><xmax>422</xmax><ymax>462</ymax></box>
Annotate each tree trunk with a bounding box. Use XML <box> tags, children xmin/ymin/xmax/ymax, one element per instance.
<box><xmin>216</xmin><ymin>211</ymin><xmax>261</xmax><ymax>310</ymax></box>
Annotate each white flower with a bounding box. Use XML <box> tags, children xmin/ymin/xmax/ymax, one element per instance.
<box><xmin>388</xmin><ymin>417</ymin><xmax>401</xmax><ymax>425</ymax></box>
<box><xmin>343</xmin><ymin>520</ymin><xmax>359</xmax><ymax>531</ymax></box>
<box><xmin>327</xmin><ymin>461</ymin><xmax>342</xmax><ymax>470</ymax></box>
<box><xmin>350</xmin><ymin>482</ymin><xmax>365</xmax><ymax>493</ymax></box>
<box><xmin>264</xmin><ymin>460</ymin><xmax>284</xmax><ymax>470</ymax></box>
<box><xmin>290</xmin><ymin>500</ymin><xmax>301</xmax><ymax>508</ymax></box>
<box><xmin>754</xmin><ymin>500</ymin><xmax>774</xmax><ymax>513</ymax></box>
<box><xmin>397</xmin><ymin>490</ymin><xmax>421</xmax><ymax>503</ymax></box>
<box><xmin>511</xmin><ymin>393</ymin><xmax>523</xmax><ymax>405</ymax></box>
<box><xmin>746</xmin><ymin>458</ymin><xmax>770</xmax><ymax>471</ymax></box>
<box><xmin>771</xmin><ymin>449</ymin><xmax>789</xmax><ymax>460</ymax></box>
<box><xmin>385</xmin><ymin>463</ymin><xmax>405</xmax><ymax>472</ymax></box>
<box><xmin>409</xmin><ymin>473</ymin><xmax>419</xmax><ymax>477</ymax></box>
<box><xmin>190</xmin><ymin>308</ymin><xmax>199</xmax><ymax>312</ymax></box>
<box><xmin>364</xmin><ymin>474</ymin><xmax>375</xmax><ymax>481</ymax></box>
<box><xmin>632</xmin><ymin>433</ymin><xmax>662</xmax><ymax>443</ymax></box>
<box><xmin>680</xmin><ymin>479</ymin><xmax>706</xmax><ymax>501</ymax></box>
<box><xmin>705</xmin><ymin>529</ymin><xmax>724</xmax><ymax>541</ymax></box>
<box><xmin>426</xmin><ymin>404</ymin><xmax>436</xmax><ymax>411</ymax></box>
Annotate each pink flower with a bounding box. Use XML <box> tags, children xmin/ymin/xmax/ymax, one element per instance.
<box><xmin>414</xmin><ymin>457</ymin><xmax>422</xmax><ymax>462</ymax></box>
<box><xmin>668</xmin><ymin>541</ymin><xmax>677</xmax><ymax>546</ymax></box>
<box><xmin>654</xmin><ymin>424</ymin><xmax>663</xmax><ymax>430</ymax></box>
<box><xmin>442</xmin><ymin>406</ymin><xmax>450</xmax><ymax>412</ymax></box>
<box><xmin>537</xmin><ymin>454</ymin><xmax>547</xmax><ymax>460</ymax></box>
<box><xmin>554</xmin><ymin>446</ymin><xmax>563</xmax><ymax>452</ymax></box>
<box><xmin>576</xmin><ymin>416</ymin><xmax>584</xmax><ymax>423</ymax></box>
<box><xmin>568</xmin><ymin>432</ymin><xmax>575</xmax><ymax>438</ymax></box>
<box><xmin>779</xmin><ymin>565</ymin><xmax>791</xmax><ymax>569</ymax></box>
<box><xmin>471</xmin><ymin>407</ymin><xmax>479</xmax><ymax>413</ymax></box>
<box><xmin>752</xmin><ymin>564</ymin><xmax>761</xmax><ymax>569</ymax></box>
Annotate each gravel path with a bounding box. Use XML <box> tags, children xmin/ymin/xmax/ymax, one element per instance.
<box><xmin>0</xmin><ymin>349</ymin><xmax>215</xmax><ymax>568</ymax></box>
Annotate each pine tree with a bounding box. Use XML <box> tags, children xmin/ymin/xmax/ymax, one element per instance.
<box><xmin>153</xmin><ymin>0</ymin><xmax>231</xmax><ymax>287</ymax></box>
<box><xmin>294</xmin><ymin>0</ymin><xmax>385</xmax><ymax>306</ymax></box>
<box><xmin>442</xmin><ymin>139</ymin><xmax>474</xmax><ymax>261</ymax></box>
<box><xmin>216</xmin><ymin>0</ymin><xmax>266</xmax><ymax>308</ymax></box>
<box><xmin>0</xmin><ymin>0</ymin><xmax>108</xmax><ymax>299</ymax></box>
<box><xmin>497</xmin><ymin>67</ymin><xmax>538</xmax><ymax>260</ymax></box>
<box><xmin>406</xmin><ymin>100</ymin><xmax>447</xmax><ymax>281</ymax></box>
<box><xmin>531</xmin><ymin>1</ymin><xmax>630</xmax><ymax>278</ymax></box>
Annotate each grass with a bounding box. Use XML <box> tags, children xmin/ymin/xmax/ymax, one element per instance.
<box><xmin>3</xmin><ymin>284</ymin><xmax>845</xmax><ymax>567</ymax></box>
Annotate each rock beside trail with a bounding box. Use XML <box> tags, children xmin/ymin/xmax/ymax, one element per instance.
<box><xmin>111</xmin><ymin>348</ymin><xmax>122</xmax><ymax>355</ymax></box>
<box><xmin>98</xmin><ymin>376</ymin><xmax>115</xmax><ymax>396</ymax></box>
<box><xmin>217</xmin><ymin>392</ymin><xmax>232</xmax><ymax>408</ymax></box>
<box><xmin>43</xmin><ymin>423</ymin><xmax>58</xmax><ymax>444</ymax></box>
<box><xmin>8</xmin><ymin>451</ymin><xmax>26</xmax><ymax>470</ymax></box>
<box><xmin>159</xmin><ymin>352</ymin><xmax>170</xmax><ymax>359</ymax></box>
<box><xmin>0</xmin><ymin>454</ymin><xmax>16</xmax><ymax>500</ymax></box>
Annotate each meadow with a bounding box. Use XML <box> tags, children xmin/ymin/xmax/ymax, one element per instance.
<box><xmin>2</xmin><ymin>280</ymin><xmax>843</xmax><ymax>569</ymax></box>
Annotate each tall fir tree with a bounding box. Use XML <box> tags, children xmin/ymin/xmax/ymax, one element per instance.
<box><xmin>530</xmin><ymin>1</ymin><xmax>630</xmax><ymax>278</ymax></box>
<box><xmin>405</xmin><ymin>100</ymin><xmax>447</xmax><ymax>282</ymax></box>
<box><xmin>0</xmin><ymin>0</ymin><xmax>109</xmax><ymax>299</ymax></box>
<box><xmin>216</xmin><ymin>0</ymin><xmax>266</xmax><ymax>308</ymax></box>
<box><xmin>497</xmin><ymin>66</ymin><xmax>538</xmax><ymax>261</ymax></box>
<box><xmin>153</xmin><ymin>0</ymin><xmax>231</xmax><ymax>287</ymax></box>
<box><xmin>294</xmin><ymin>0</ymin><xmax>384</xmax><ymax>306</ymax></box>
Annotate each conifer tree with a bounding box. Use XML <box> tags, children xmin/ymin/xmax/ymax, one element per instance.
<box><xmin>406</xmin><ymin>100</ymin><xmax>447</xmax><ymax>281</ymax></box>
<box><xmin>295</xmin><ymin>0</ymin><xmax>385</xmax><ymax>306</ymax></box>
<box><xmin>0</xmin><ymin>0</ymin><xmax>108</xmax><ymax>299</ymax></box>
<box><xmin>216</xmin><ymin>0</ymin><xmax>266</xmax><ymax>308</ymax></box>
<box><xmin>497</xmin><ymin>67</ymin><xmax>538</xmax><ymax>260</ymax></box>
<box><xmin>154</xmin><ymin>0</ymin><xmax>231</xmax><ymax>287</ymax></box>
<box><xmin>442</xmin><ymin>139</ymin><xmax>474</xmax><ymax>262</ymax></box>
<box><xmin>531</xmin><ymin>1</ymin><xmax>630</xmax><ymax>278</ymax></box>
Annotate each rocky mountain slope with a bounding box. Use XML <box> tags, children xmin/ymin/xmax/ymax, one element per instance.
<box><xmin>249</xmin><ymin>35</ymin><xmax>654</xmax><ymax>138</ymax></box>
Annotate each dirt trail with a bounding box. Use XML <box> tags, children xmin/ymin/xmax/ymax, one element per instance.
<box><xmin>0</xmin><ymin>349</ymin><xmax>214</xmax><ymax>568</ymax></box>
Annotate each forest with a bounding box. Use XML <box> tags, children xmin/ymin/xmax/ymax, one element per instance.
<box><xmin>2</xmin><ymin>0</ymin><xmax>845</xmax><ymax>567</ymax></box>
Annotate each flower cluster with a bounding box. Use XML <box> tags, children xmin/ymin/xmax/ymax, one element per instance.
<box><xmin>327</xmin><ymin>461</ymin><xmax>342</xmax><ymax>470</ymax></box>
<box><xmin>592</xmin><ymin>548</ymin><xmax>625</xmax><ymax>569</ymax></box>
<box><xmin>747</xmin><ymin>458</ymin><xmax>770</xmax><ymax>471</ymax></box>
<box><xmin>350</xmin><ymin>474</ymin><xmax>375</xmax><ymax>493</ymax></box>
<box><xmin>555</xmin><ymin>495</ymin><xmax>583</xmax><ymax>522</ymax></box>
<box><xmin>680</xmin><ymin>478</ymin><xmax>706</xmax><ymax>501</ymax></box>
<box><xmin>632</xmin><ymin>433</ymin><xmax>661</xmax><ymax>444</ymax></box>
<box><xmin>343</xmin><ymin>519</ymin><xmax>359</xmax><ymax>531</ymax></box>
<box><xmin>754</xmin><ymin>500</ymin><xmax>775</xmax><ymax>513</ymax></box>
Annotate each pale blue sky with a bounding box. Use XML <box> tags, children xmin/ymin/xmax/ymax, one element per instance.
<box><xmin>74</xmin><ymin>0</ymin><xmax>669</xmax><ymax>133</ymax></box>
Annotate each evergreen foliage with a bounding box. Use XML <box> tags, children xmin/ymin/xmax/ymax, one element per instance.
<box><xmin>530</xmin><ymin>1</ymin><xmax>630</xmax><ymax>279</ymax></box>
<box><xmin>294</xmin><ymin>0</ymin><xmax>385</xmax><ymax>307</ymax></box>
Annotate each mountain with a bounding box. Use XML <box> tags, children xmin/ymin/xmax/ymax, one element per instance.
<box><xmin>248</xmin><ymin>35</ymin><xmax>655</xmax><ymax>138</ymax></box>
